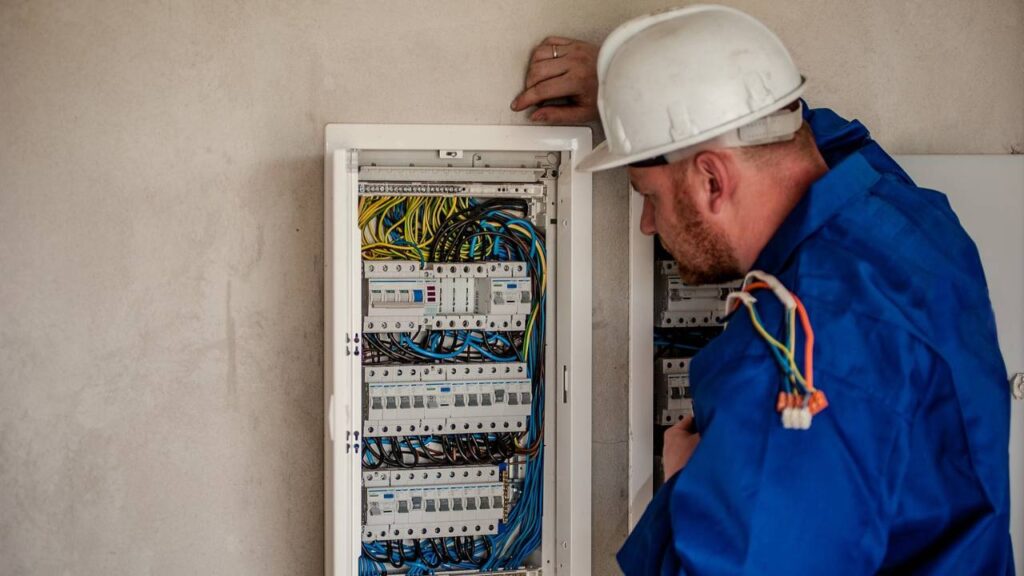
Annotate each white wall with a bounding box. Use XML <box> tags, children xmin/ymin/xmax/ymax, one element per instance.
<box><xmin>1</xmin><ymin>1</ymin><xmax>1021</xmax><ymax>574</ymax></box>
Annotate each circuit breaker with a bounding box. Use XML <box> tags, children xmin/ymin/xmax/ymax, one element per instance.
<box><xmin>655</xmin><ymin>357</ymin><xmax>692</xmax><ymax>426</ymax></box>
<box><xmin>654</xmin><ymin>260</ymin><xmax>735</xmax><ymax>328</ymax></box>
<box><xmin>325</xmin><ymin>125</ymin><xmax>592</xmax><ymax>576</ymax></box>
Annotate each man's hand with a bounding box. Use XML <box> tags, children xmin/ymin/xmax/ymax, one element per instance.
<box><xmin>663</xmin><ymin>415</ymin><xmax>700</xmax><ymax>479</ymax></box>
<box><xmin>511</xmin><ymin>37</ymin><xmax>599</xmax><ymax>124</ymax></box>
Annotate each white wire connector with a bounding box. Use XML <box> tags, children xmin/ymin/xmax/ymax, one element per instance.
<box><xmin>742</xmin><ymin>270</ymin><xmax>796</xmax><ymax>311</ymax></box>
<box><xmin>725</xmin><ymin>290</ymin><xmax>757</xmax><ymax>315</ymax></box>
<box><xmin>780</xmin><ymin>406</ymin><xmax>813</xmax><ymax>430</ymax></box>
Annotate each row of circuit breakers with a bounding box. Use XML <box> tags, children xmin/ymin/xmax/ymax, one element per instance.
<box><xmin>361</xmin><ymin>260</ymin><xmax>533</xmax><ymax>544</ymax></box>
<box><xmin>654</xmin><ymin>260</ymin><xmax>739</xmax><ymax>426</ymax></box>
<box><xmin>363</xmin><ymin>261</ymin><xmax>532</xmax><ymax>333</ymax></box>
<box><xmin>362</xmin><ymin>464</ymin><xmax>509</xmax><ymax>542</ymax></box>
<box><xmin>363</xmin><ymin>261</ymin><xmax>533</xmax><ymax>438</ymax></box>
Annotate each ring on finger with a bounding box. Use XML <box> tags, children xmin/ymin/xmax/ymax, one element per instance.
<box><xmin>552</xmin><ymin>45</ymin><xmax>559</xmax><ymax>59</ymax></box>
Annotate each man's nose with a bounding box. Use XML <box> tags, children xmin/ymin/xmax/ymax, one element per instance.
<box><xmin>640</xmin><ymin>196</ymin><xmax>657</xmax><ymax>236</ymax></box>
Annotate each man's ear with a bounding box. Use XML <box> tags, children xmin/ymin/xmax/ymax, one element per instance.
<box><xmin>692</xmin><ymin>150</ymin><xmax>736</xmax><ymax>215</ymax></box>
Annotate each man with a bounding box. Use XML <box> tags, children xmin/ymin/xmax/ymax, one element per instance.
<box><xmin>512</xmin><ymin>5</ymin><xmax>1013</xmax><ymax>574</ymax></box>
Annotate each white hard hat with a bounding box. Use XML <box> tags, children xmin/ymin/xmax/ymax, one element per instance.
<box><xmin>578</xmin><ymin>4</ymin><xmax>806</xmax><ymax>173</ymax></box>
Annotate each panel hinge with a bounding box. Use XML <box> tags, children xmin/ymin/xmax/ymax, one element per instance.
<box><xmin>345</xmin><ymin>430</ymin><xmax>362</xmax><ymax>454</ymax></box>
<box><xmin>1011</xmin><ymin>373</ymin><xmax>1024</xmax><ymax>400</ymax></box>
<box><xmin>345</xmin><ymin>332</ymin><xmax>362</xmax><ymax>356</ymax></box>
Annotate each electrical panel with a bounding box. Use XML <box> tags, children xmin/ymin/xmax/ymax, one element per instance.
<box><xmin>326</xmin><ymin>125</ymin><xmax>592</xmax><ymax>576</ymax></box>
<box><xmin>651</xmin><ymin>254</ymin><xmax>738</xmax><ymax>485</ymax></box>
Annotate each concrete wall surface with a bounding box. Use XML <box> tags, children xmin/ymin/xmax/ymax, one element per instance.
<box><xmin>1</xmin><ymin>1</ymin><xmax>1021</xmax><ymax>574</ymax></box>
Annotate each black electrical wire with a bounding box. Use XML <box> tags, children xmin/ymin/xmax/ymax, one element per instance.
<box><xmin>454</xmin><ymin>536</ymin><xmax>468</xmax><ymax>563</ymax></box>
<box><xmin>362</xmin><ymin>442</ymin><xmax>383</xmax><ymax>469</ymax></box>
<box><xmin>388</xmin><ymin>437</ymin><xmax>413</xmax><ymax>468</ymax></box>
<box><xmin>464</xmin><ymin>536</ymin><xmax>487</xmax><ymax>567</ymax></box>
<box><xmin>415</xmin><ymin>539</ymin><xmax>441</xmax><ymax>569</ymax></box>
<box><xmin>480</xmin><ymin>535</ymin><xmax>493</xmax><ymax>564</ymax></box>
<box><xmin>400</xmin><ymin>540</ymin><xmax>417</xmax><ymax>563</ymax></box>
<box><xmin>403</xmin><ymin>437</ymin><xmax>420</xmax><ymax>467</ymax></box>
<box><xmin>436</xmin><ymin>538</ymin><xmax>456</xmax><ymax>564</ymax></box>
<box><xmin>386</xmin><ymin>540</ymin><xmax>404</xmax><ymax>569</ymax></box>
<box><xmin>429</xmin><ymin>200</ymin><xmax>529</xmax><ymax>262</ymax></box>
<box><xmin>362</xmin><ymin>542</ymin><xmax>388</xmax><ymax>563</ymax></box>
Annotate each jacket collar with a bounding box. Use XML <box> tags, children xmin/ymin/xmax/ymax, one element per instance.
<box><xmin>752</xmin><ymin>152</ymin><xmax>882</xmax><ymax>274</ymax></box>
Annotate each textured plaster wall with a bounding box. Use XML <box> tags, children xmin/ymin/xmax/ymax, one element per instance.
<box><xmin>1</xmin><ymin>1</ymin><xmax>1021</xmax><ymax>574</ymax></box>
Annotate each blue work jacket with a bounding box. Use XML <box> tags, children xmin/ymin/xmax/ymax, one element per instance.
<box><xmin>618</xmin><ymin>105</ymin><xmax>1014</xmax><ymax>575</ymax></box>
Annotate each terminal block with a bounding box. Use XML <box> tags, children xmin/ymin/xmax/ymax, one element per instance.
<box><xmin>363</xmin><ymin>465</ymin><xmax>502</xmax><ymax>488</ymax></box>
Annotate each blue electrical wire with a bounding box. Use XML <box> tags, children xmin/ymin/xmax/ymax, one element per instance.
<box><xmin>360</xmin><ymin>200</ymin><xmax>548</xmax><ymax>575</ymax></box>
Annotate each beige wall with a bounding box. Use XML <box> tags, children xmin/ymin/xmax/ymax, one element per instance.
<box><xmin>1</xmin><ymin>1</ymin><xmax>1021</xmax><ymax>574</ymax></box>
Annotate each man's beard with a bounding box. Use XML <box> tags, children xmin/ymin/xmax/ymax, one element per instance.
<box><xmin>662</xmin><ymin>195</ymin><xmax>742</xmax><ymax>286</ymax></box>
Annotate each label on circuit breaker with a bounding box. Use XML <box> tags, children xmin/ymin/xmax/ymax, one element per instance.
<box><xmin>363</xmin><ymin>484</ymin><xmax>505</xmax><ymax>541</ymax></box>
<box><xmin>364</xmin><ymin>379</ymin><xmax>532</xmax><ymax>437</ymax></box>
<box><xmin>363</xmin><ymin>465</ymin><xmax>502</xmax><ymax>488</ymax></box>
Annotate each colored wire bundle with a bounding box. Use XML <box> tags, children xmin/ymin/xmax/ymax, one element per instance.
<box><xmin>360</xmin><ymin>536</ymin><xmax>493</xmax><ymax>574</ymax></box>
<box><xmin>727</xmin><ymin>272</ymin><xmax>827</xmax><ymax>430</ymax></box>
<box><xmin>361</xmin><ymin>435</ymin><xmax>519</xmax><ymax>469</ymax></box>
<box><xmin>362</xmin><ymin>331</ymin><xmax>522</xmax><ymax>365</ymax></box>
<box><xmin>358</xmin><ymin>195</ymin><xmax>548</xmax><ymax>574</ymax></box>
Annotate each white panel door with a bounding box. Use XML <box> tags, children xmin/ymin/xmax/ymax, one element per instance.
<box><xmin>895</xmin><ymin>155</ymin><xmax>1024</xmax><ymax>574</ymax></box>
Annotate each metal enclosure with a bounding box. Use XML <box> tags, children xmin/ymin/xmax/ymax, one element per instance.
<box><xmin>325</xmin><ymin>125</ymin><xmax>592</xmax><ymax>575</ymax></box>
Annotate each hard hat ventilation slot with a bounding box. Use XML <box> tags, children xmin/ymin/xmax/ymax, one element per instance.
<box><xmin>668</xmin><ymin>101</ymin><xmax>697</xmax><ymax>142</ymax></box>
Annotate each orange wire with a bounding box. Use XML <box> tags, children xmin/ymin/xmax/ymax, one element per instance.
<box><xmin>738</xmin><ymin>281</ymin><xmax>816</xmax><ymax>393</ymax></box>
<box><xmin>792</xmin><ymin>294</ymin><xmax>815</xmax><ymax>392</ymax></box>
<box><xmin>729</xmin><ymin>281</ymin><xmax>771</xmax><ymax>313</ymax></box>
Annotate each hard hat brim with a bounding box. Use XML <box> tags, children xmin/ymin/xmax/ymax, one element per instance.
<box><xmin>576</xmin><ymin>80</ymin><xmax>806</xmax><ymax>173</ymax></box>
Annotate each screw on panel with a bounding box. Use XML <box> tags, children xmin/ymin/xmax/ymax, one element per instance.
<box><xmin>1011</xmin><ymin>373</ymin><xmax>1024</xmax><ymax>400</ymax></box>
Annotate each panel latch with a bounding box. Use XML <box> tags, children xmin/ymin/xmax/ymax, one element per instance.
<box><xmin>1011</xmin><ymin>373</ymin><xmax>1024</xmax><ymax>400</ymax></box>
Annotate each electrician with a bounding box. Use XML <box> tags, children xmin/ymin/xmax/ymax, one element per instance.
<box><xmin>512</xmin><ymin>5</ymin><xmax>1014</xmax><ymax>574</ymax></box>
